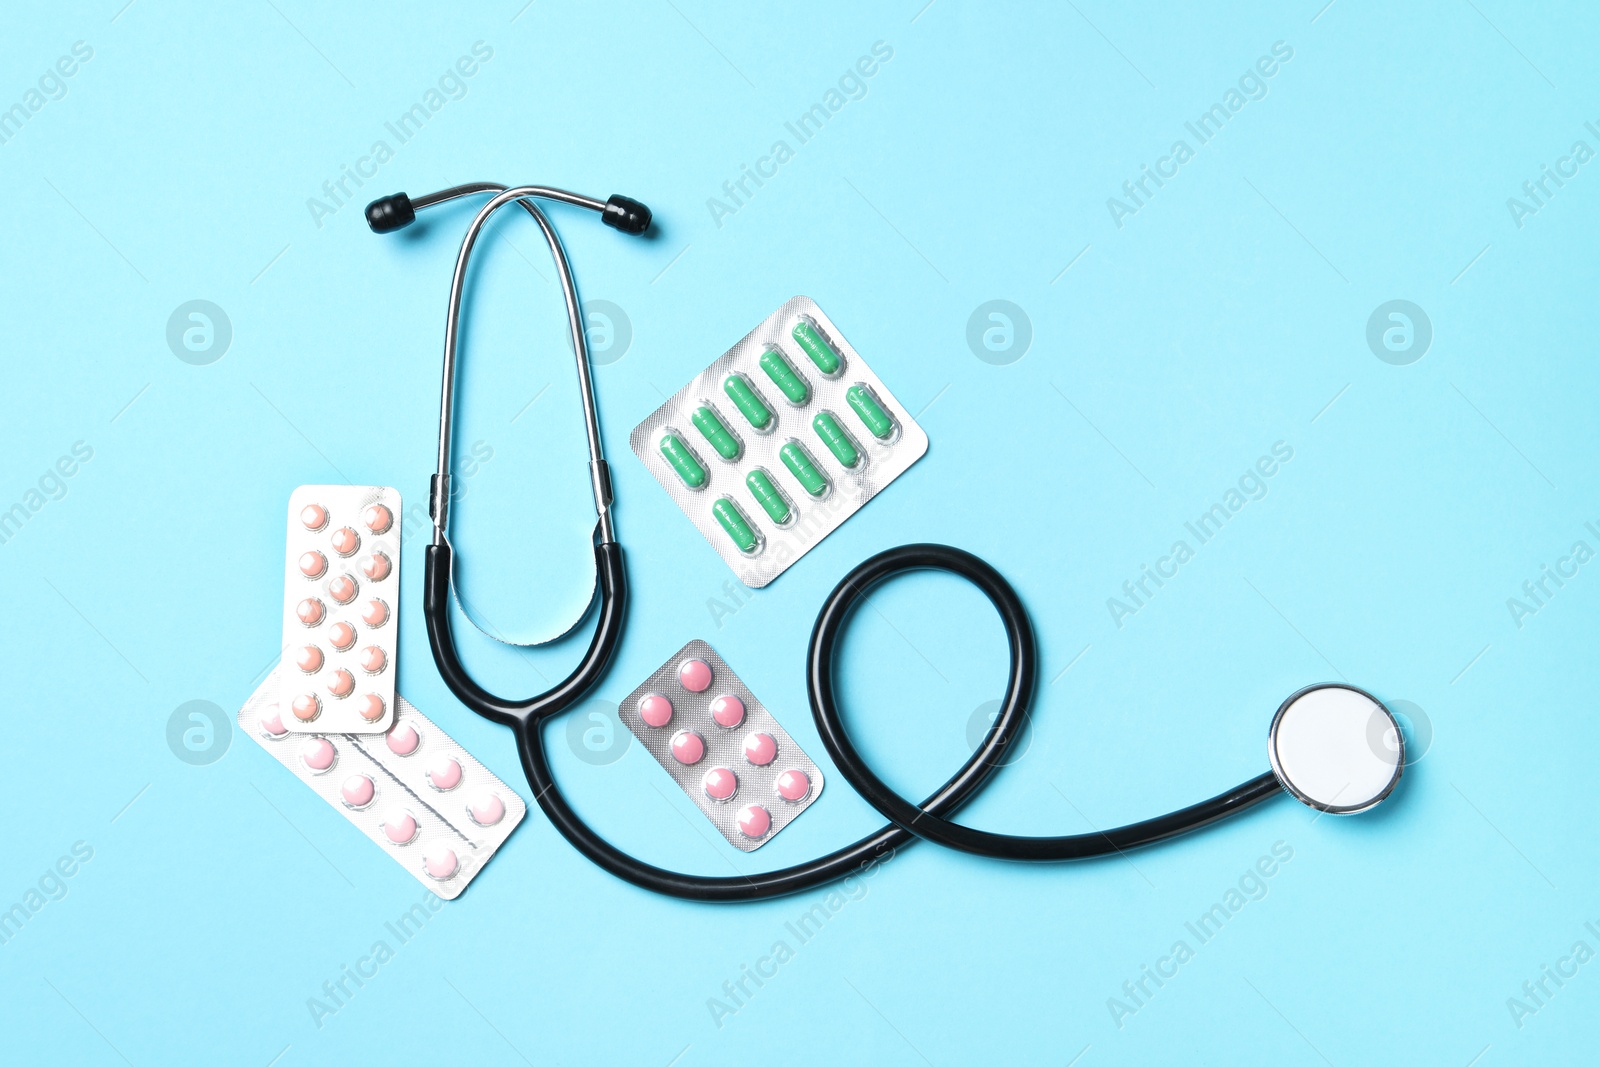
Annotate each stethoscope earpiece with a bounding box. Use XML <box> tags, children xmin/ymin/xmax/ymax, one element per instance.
<box><xmin>365</xmin><ymin>192</ymin><xmax>416</xmax><ymax>233</ymax></box>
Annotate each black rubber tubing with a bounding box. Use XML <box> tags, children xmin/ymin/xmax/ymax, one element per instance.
<box><xmin>808</xmin><ymin>544</ymin><xmax>1285</xmax><ymax>860</ymax></box>
<box><xmin>425</xmin><ymin>539</ymin><xmax>1284</xmax><ymax>901</ymax></box>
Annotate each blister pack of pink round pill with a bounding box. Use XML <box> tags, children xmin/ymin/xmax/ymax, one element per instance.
<box><xmin>619</xmin><ymin>639</ymin><xmax>824</xmax><ymax>851</ymax></box>
<box><xmin>280</xmin><ymin>485</ymin><xmax>401</xmax><ymax>734</ymax></box>
<box><xmin>238</xmin><ymin>668</ymin><xmax>525</xmax><ymax>899</ymax></box>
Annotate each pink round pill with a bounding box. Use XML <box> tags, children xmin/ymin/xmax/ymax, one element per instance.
<box><xmin>328</xmin><ymin>622</ymin><xmax>357</xmax><ymax>651</ymax></box>
<box><xmin>702</xmin><ymin>767</ymin><xmax>738</xmax><ymax>801</ymax></box>
<box><xmin>468</xmin><ymin>790</ymin><xmax>505</xmax><ymax>826</ymax></box>
<box><xmin>326</xmin><ymin>669</ymin><xmax>354</xmax><ymax>698</ymax></box>
<box><xmin>302</xmin><ymin>737</ymin><xmax>336</xmax><ymax>772</ymax></box>
<box><xmin>364</xmin><ymin>504</ymin><xmax>393</xmax><ymax>534</ymax></box>
<box><xmin>300</xmin><ymin>504</ymin><xmax>328</xmax><ymax>531</ymax></box>
<box><xmin>678</xmin><ymin>658</ymin><xmax>713</xmax><ymax>692</ymax></box>
<box><xmin>328</xmin><ymin>575</ymin><xmax>358</xmax><ymax>604</ymax></box>
<box><xmin>330</xmin><ymin>527</ymin><xmax>360</xmax><ymax>556</ymax></box>
<box><xmin>296</xmin><ymin>645</ymin><xmax>323</xmax><ymax>673</ymax></box>
<box><xmin>296</xmin><ymin>597</ymin><xmax>325</xmax><ymax>626</ymax></box>
<box><xmin>671</xmin><ymin>730</ymin><xmax>706</xmax><ymax>765</ymax></box>
<box><xmin>361</xmin><ymin>552</ymin><xmax>391</xmax><ymax>581</ymax></box>
<box><xmin>743</xmin><ymin>732</ymin><xmax>777</xmax><ymax>766</ymax></box>
<box><xmin>341</xmin><ymin>774</ymin><xmax>375</xmax><ymax>809</ymax></box>
<box><xmin>358</xmin><ymin>694</ymin><xmax>386</xmax><ymax>722</ymax></box>
<box><xmin>259</xmin><ymin>703</ymin><xmax>287</xmax><ymax>738</ymax></box>
<box><xmin>291</xmin><ymin>693</ymin><xmax>320</xmax><ymax>722</ymax></box>
<box><xmin>359</xmin><ymin>645</ymin><xmax>387</xmax><ymax>675</ymax></box>
<box><xmin>362</xmin><ymin>599</ymin><xmax>389</xmax><ymax>628</ymax></box>
<box><xmin>299</xmin><ymin>551</ymin><xmax>327</xmax><ymax>579</ymax></box>
<box><xmin>710</xmin><ymin>694</ymin><xmax>746</xmax><ymax>729</ymax></box>
<box><xmin>427</xmin><ymin>756</ymin><xmax>463</xmax><ymax>791</ymax></box>
<box><xmin>383</xmin><ymin>812</ymin><xmax>418</xmax><ymax>844</ymax></box>
<box><xmin>386</xmin><ymin>720</ymin><xmax>420</xmax><ymax>756</ymax></box>
<box><xmin>776</xmin><ymin>769</ymin><xmax>812</xmax><ymax>803</ymax></box>
<box><xmin>737</xmin><ymin>804</ymin><xmax>772</xmax><ymax>839</ymax></box>
<box><xmin>638</xmin><ymin>693</ymin><xmax>673</xmax><ymax>728</ymax></box>
<box><xmin>423</xmin><ymin>847</ymin><xmax>459</xmax><ymax>881</ymax></box>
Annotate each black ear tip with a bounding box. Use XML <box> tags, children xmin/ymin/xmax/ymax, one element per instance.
<box><xmin>366</xmin><ymin>193</ymin><xmax>416</xmax><ymax>233</ymax></box>
<box><xmin>602</xmin><ymin>194</ymin><xmax>651</xmax><ymax>235</ymax></box>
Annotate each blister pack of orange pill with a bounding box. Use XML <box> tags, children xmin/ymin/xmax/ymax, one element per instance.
<box><xmin>279</xmin><ymin>485</ymin><xmax>401</xmax><ymax>733</ymax></box>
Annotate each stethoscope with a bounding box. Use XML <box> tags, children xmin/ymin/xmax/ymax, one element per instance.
<box><xmin>367</xmin><ymin>182</ymin><xmax>1407</xmax><ymax>902</ymax></box>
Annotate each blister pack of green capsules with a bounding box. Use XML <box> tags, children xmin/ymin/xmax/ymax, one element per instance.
<box><xmin>630</xmin><ymin>296</ymin><xmax>928</xmax><ymax>587</ymax></box>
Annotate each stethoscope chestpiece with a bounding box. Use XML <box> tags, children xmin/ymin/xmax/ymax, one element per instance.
<box><xmin>1268</xmin><ymin>683</ymin><xmax>1404</xmax><ymax>815</ymax></box>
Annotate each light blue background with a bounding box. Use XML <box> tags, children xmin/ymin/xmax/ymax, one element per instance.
<box><xmin>2</xmin><ymin>1</ymin><xmax>1597</xmax><ymax>1063</ymax></box>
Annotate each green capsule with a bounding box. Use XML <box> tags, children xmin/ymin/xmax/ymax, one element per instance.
<box><xmin>659</xmin><ymin>433</ymin><xmax>707</xmax><ymax>489</ymax></box>
<box><xmin>712</xmin><ymin>497</ymin><xmax>760</xmax><ymax>554</ymax></box>
<box><xmin>691</xmin><ymin>405</ymin><xmax>741</xmax><ymax>461</ymax></box>
<box><xmin>780</xmin><ymin>441</ymin><xmax>829</xmax><ymax>498</ymax></box>
<box><xmin>722</xmin><ymin>374</ymin><xmax>773</xmax><ymax>431</ymax></box>
<box><xmin>812</xmin><ymin>411</ymin><xmax>860</xmax><ymax>468</ymax></box>
<box><xmin>759</xmin><ymin>348</ymin><xmax>810</xmax><ymax>405</ymax></box>
<box><xmin>791</xmin><ymin>318</ymin><xmax>841</xmax><ymax>376</ymax></box>
<box><xmin>846</xmin><ymin>384</ymin><xmax>896</xmax><ymax>440</ymax></box>
<box><xmin>746</xmin><ymin>468</ymin><xmax>792</xmax><ymax>525</ymax></box>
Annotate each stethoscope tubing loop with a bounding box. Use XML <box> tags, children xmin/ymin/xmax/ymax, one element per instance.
<box><xmin>808</xmin><ymin>544</ymin><xmax>1283</xmax><ymax>861</ymax></box>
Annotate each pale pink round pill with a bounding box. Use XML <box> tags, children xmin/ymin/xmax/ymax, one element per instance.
<box><xmin>710</xmin><ymin>694</ymin><xmax>745</xmax><ymax>729</ymax></box>
<box><xmin>328</xmin><ymin>621</ymin><xmax>357</xmax><ymax>651</ymax></box>
<box><xmin>423</xmin><ymin>847</ymin><xmax>459</xmax><ymax>881</ymax></box>
<box><xmin>427</xmin><ymin>756</ymin><xmax>463</xmax><ymax>791</ymax></box>
<box><xmin>359</xmin><ymin>645</ymin><xmax>387</xmax><ymax>675</ymax></box>
<box><xmin>678</xmin><ymin>658</ymin><xmax>713</xmax><ymax>693</ymax></box>
<box><xmin>361</xmin><ymin>552</ymin><xmax>391</xmax><ymax>581</ymax></box>
<box><xmin>776</xmin><ymin>769</ymin><xmax>812</xmax><ymax>803</ymax></box>
<box><xmin>671</xmin><ymin>730</ymin><xmax>706</xmax><ymax>765</ymax></box>
<box><xmin>638</xmin><ymin>693</ymin><xmax>673</xmax><ymax>728</ymax></box>
<box><xmin>259</xmin><ymin>703</ymin><xmax>287</xmax><ymax>738</ymax></box>
<box><xmin>302</xmin><ymin>737</ymin><xmax>336</xmax><ymax>772</ymax></box>
<box><xmin>301</xmin><ymin>504</ymin><xmax>328</xmax><ymax>531</ymax></box>
<box><xmin>330</xmin><ymin>527</ymin><xmax>360</xmax><ymax>556</ymax></box>
<box><xmin>743</xmin><ymin>732</ymin><xmax>777</xmax><ymax>766</ymax></box>
<box><xmin>383</xmin><ymin>811</ymin><xmax>418</xmax><ymax>844</ymax></box>
<box><xmin>299</xmin><ymin>551</ymin><xmax>327</xmax><ymax>579</ymax></box>
<box><xmin>737</xmin><ymin>804</ymin><xmax>772</xmax><ymax>839</ymax></box>
<box><xmin>326</xmin><ymin>669</ymin><xmax>354</xmax><ymax>698</ymax></box>
<box><xmin>362</xmin><ymin>599</ymin><xmax>389</xmax><ymax>628</ymax></box>
<box><xmin>358</xmin><ymin>694</ymin><xmax>386</xmax><ymax>722</ymax></box>
<box><xmin>702</xmin><ymin>767</ymin><xmax>738</xmax><ymax>801</ymax></box>
<box><xmin>386</xmin><ymin>721</ymin><xmax>420</xmax><ymax>756</ymax></box>
<box><xmin>328</xmin><ymin>575</ymin><xmax>358</xmax><ymax>604</ymax></box>
<box><xmin>291</xmin><ymin>693</ymin><xmax>320</xmax><ymax>722</ymax></box>
<box><xmin>468</xmin><ymin>790</ymin><xmax>505</xmax><ymax>826</ymax></box>
<box><xmin>363</xmin><ymin>504</ymin><xmax>393</xmax><ymax>534</ymax></box>
<box><xmin>296</xmin><ymin>597</ymin><xmax>325</xmax><ymax>626</ymax></box>
<box><xmin>296</xmin><ymin>645</ymin><xmax>323</xmax><ymax>673</ymax></box>
<box><xmin>341</xmin><ymin>774</ymin><xmax>375</xmax><ymax>809</ymax></box>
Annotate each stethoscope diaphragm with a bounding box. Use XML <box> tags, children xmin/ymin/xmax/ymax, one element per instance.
<box><xmin>1268</xmin><ymin>683</ymin><xmax>1404</xmax><ymax>814</ymax></box>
